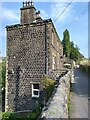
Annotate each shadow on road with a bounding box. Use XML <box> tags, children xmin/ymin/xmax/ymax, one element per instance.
<box><xmin>70</xmin><ymin>68</ymin><xmax>88</xmax><ymax>118</ymax></box>
<box><xmin>72</xmin><ymin>68</ymin><xmax>88</xmax><ymax>97</ymax></box>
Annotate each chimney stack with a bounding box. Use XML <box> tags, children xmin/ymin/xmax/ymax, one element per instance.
<box><xmin>20</xmin><ymin>1</ymin><xmax>36</xmax><ymax>24</ymax></box>
<box><xmin>36</xmin><ymin>11</ymin><xmax>41</xmax><ymax>19</ymax></box>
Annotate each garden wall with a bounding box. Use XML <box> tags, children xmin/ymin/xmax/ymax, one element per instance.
<box><xmin>40</xmin><ymin>71</ymin><xmax>72</xmax><ymax>118</ymax></box>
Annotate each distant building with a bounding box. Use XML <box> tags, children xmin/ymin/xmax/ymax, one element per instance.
<box><xmin>5</xmin><ymin>1</ymin><xmax>63</xmax><ymax>112</ymax></box>
<box><xmin>0</xmin><ymin>60</ymin><xmax>2</xmax><ymax>63</ymax></box>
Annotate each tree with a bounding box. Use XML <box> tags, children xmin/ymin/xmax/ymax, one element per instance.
<box><xmin>62</xmin><ymin>29</ymin><xmax>71</xmax><ymax>58</ymax></box>
<box><xmin>70</xmin><ymin>41</ymin><xmax>75</xmax><ymax>59</ymax></box>
<box><xmin>2</xmin><ymin>60</ymin><xmax>6</xmax><ymax>89</ymax></box>
<box><xmin>0</xmin><ymin>59</ymin><xmax>6</xmax><ymax>89</ymax></box>
<box><xmin>70</xmin><ymin>42</ymin><xmax>78</xmax><ymax>60</ymax></box>
<box><xmin>70</xmin><ymin>42</ymin><xmax>84</xmax><ymax>61</ymax></box>
<box><xmin>62</xmin><ymin>29</ymin><xmax>84</xmax><ymax>61</ymax></box>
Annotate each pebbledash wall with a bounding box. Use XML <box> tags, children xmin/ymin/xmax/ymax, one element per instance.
<box><xmin>5</xmin><ymin>2</ymin><xmax>63</xmax><ymax>112</ymax></box>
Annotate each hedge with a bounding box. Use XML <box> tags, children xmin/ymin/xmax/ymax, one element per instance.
<box><xmin>1</xmin><ymin>106</ymin><xmax>42</xmax><ymax>120</ymax></box>
<box><xmin>80</xmin><ymin>64</ymin><xmax>90</xmax><ymax>74</ymax></box>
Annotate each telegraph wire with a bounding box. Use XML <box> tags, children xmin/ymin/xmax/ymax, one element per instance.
<box><xmin>54</xmin><ymin>0</ymin><xmax>74</xmax><ymax>23</ymax></box>
<box><xmin>65</xmin><ymin>7</ymin><xmax>88</xmax><ymax>27</ymax></box>
<box><xmin>63</xmin><ymin>3</ymin><xmax>90</xmax><ymax>28</ymax></box>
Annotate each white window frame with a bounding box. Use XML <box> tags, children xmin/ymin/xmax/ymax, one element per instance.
<box><xmin>52</xmin><ymin>54</ymin><xmax>56</xmax><ymax>70</ymax></box>
<box><xmin>32</xmin><ymin>83</ymin><xmax>39</xmax><ymax>98</ymax></box>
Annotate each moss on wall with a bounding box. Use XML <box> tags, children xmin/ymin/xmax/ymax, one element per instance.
<box><xmin>41</xmin><ymin>76</ymin><xmax>56</xmax><ymax>102</ymax></box>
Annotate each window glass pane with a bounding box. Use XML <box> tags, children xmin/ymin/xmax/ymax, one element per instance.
<box><xmin>33</xmin><ymin>84</ymin><xmax>39</xmax><ymax>89</ymax></box>
<box><xmin>33</xmin><ymin>91</ymin><xmax>38</xmax><ymax>95</ymax></box>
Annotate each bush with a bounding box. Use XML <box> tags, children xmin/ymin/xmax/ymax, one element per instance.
<box><xmin>2</xmin><ymin>112</ymin><xmax>11</xmax><ymax>120</ymax></box>
<box><xmin>80</xmin><ymin>64</ymin><xmax>89</xmax><ymax>74</ymax></box>
<box><xmin>41</xmin><ymin>77</ymin><xmax>56</xmax><ymax>102</ymax></box>
<box><xmin>27</xmin><ymin>106</ymin><xmax>42</xmax><ymax>119</ymax></box>
<box><xmin>1</xmin><ymin>60</ymin><xmax>6</xmax><ymax>89</ymax></box>
<box><xmin>1</xmin><ymin>106</ymin><xmax>42</xmax><ymax>120</ymax></box>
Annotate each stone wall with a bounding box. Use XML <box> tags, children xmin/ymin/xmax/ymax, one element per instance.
<box><xmin>47</xmin><ymin>24</ymin><xmax>63</xmax><ymax>72</ymax></box>
<box><xmin>5</xmin><ymin>23</ymin><xmax>47</xmax><ymax>112</ymax></box>
<box><xmin>40</xmin><ymin>70</ymin><xmax>71</xmax><ymax>118</ymax></box>
<box><xmin>20</xmin><ymin>2</ymin><xmax>36</xmax><ymax>24</ymax></box>
<box><xmin>5</xmin><ymin>20</ymin><xmax>63</xmax><ymax>112</ymax></box>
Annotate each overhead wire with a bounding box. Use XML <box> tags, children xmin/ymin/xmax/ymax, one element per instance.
<box><xmin>62</xmin><ymin>2</ymin><xmax>90</xmax><ymax>28</ymax></box>
<box><xmin>54</xmin><ymin>0</ymin><xmax>74</xmax><ymax>23</ymax></box>
<box><xmin>64</xmin><ymin>6</ymin><xmax>88</xmax><ymax>27</ymax></box>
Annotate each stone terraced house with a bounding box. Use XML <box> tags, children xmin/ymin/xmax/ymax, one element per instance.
<box><xmin>5</xmin><ymin>1</ymin><xmax>63</xmax><ymax>112</ymax></box>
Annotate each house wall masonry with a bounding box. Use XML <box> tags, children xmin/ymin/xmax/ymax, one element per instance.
<box><xmin>5</xmin><ymin>2</ymin><xmax>63</xmax><ymax>112</ymax></box>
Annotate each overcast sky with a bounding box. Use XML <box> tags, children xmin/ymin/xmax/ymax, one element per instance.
<box><xmin>0</xmin><ymin>1</ymin><xmax>88</xmax><ymax>58</ymax></box>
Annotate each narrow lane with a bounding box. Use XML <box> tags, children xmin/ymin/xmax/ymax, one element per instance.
<box><xmin>70</xmin><ymin>68</ymin><xmax>88</xmax><ymax>118</ymax></box>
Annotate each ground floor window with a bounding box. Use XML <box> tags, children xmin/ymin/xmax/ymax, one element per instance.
<box><xmin>32</xmin><ymin>83</ymin><xmax>39</xmax><ymax>98</ymax></box>
<box><xmin>52</xmin><ymin>55</ymin><xmax>56</xmax><ymax>70</ymax></box>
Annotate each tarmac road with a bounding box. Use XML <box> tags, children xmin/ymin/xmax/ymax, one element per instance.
<box><xmin>70</xmin><ymin>68</ymin><xmax>88</xmax><ymax>118</ymax></box>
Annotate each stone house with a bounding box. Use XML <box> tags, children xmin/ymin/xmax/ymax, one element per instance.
<box><xmin>5</xmin><ymin>1</ymin><xmax>63</xmax><ymax>112</ymax></box>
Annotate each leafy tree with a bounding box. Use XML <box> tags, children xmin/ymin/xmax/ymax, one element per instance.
<box><xmin>70</xmin><ymin>43</ymin><xmax>79</xmax><ymax>61</ymax></box>
<box><xmin>2</xmin><ymin>60</ymin><xmax>6</xmax><ymax>89</ymax></box>
<box><xmin>0</xmin><ymin>59</ymin><xmax>6</xmax><ymax>111</ymax></box>
<box><xmin>62</xmin><ymin>29</ymin><xmax>84</xmax><ymax>61</ymax></box>
<box><xmin>70</xmin><ymin>41</ymin><xmax>75</xmax><ymax>59</ymax></box>
<box><xmin>0</xmin><ymin>59</ymin><xmax>6</xmax><ymax>89</ymax></box>
<box><xmin>62</xmin><ymin>29</ymin><xmax>71</xmax><ymax>58</ymax></box>
<box><xmin>70</xmin><ymin>43</ymin><xmax>84</xmax><ymax>61</ymax></box>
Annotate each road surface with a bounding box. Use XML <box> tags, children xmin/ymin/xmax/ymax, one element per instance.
<box><xmin>70</xmin><ymin>68</ymin><xmax>88</xmax><ymax>118</ymax></box>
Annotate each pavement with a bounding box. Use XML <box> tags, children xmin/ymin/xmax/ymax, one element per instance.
<box><xmin>70</xmin><ymin>68</ymin><xmax>88</xmax><ymax>118</ymax></box>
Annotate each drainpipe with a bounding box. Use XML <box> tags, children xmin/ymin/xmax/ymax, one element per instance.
<box><xmin>45</xmin><ymin>23</ymin><xmax>47</xmax><ymax>75</ymax></box>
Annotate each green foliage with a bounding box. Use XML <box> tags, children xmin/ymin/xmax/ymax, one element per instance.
<box><xmin>62</xmin><ymin>29</ymin><xmax>71</xmax><ymax>58</ymax></box>
<box><xmin>1</xmin><ymin>106</ymin><xmax>42</xmax><ymax>120</ymax></box>
<box><xmin>0</xmin><ymin>60</ymin><xmax>6</xmax><ymax>89</ymax></box>
<box><xmin>0</xmin><ymin>78</ymin><xmax>55</xmax><ymax>120</ymax></box>
<box><xmin>0</xmin><ymin>60</ymin><xmax>6</xmax><ymax>111</ymax></box>
<box><xmin>70</xmin><ymin>43</ymin><xmax>84</xmax><ymax>61</ymax></box>
<box><xmin>41</xmin><ymin>77</ymin><xmax>56</xmax><ymax>102</ymax></box>
<box><xmin>80</xmin><ymin>64</ymin><xmax>90</xmax><ymax>74</ymax></box>
<box><xmin>2</xmin><ymin>112</ymin><xmax>12</xmax><ymax>120</ymax></box>
<box><xmin>68</xmin><ymin>82</ymin><xmax>72</xmax><ymax>119</ymax></box>
<box><xmin>62</xmin><ymin>29</ymin><xmax>84</xmax><ymax>61</ymax></box>
<box><xmin>0</xmin><ymin>63</ymin><xmax>2</xmax><ymax>84</ymax></box>
<box><xmin>68</xmin><ymin>96</ymin><xmax>71</xmax><ymax>119</ymax></box>
<box><xmin>2</xmin><ymin>60</ymin><xmax>6</xmax><ymax>89</ymax></box>
<box><xmin>70</xmin><ymin>43</ymin><xmax>79</xmax><ymax>61</ymax></box>
<box><xmin>27</xmin><ymin>106</ymin><xmax>42</xmax><ymax>119</ymax></box>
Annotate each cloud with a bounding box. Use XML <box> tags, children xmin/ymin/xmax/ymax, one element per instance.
<box><xmin>2</xmin><ymin>7</ymin><xmax>19</xmax><ymax>23</ymax></box>
<box><xmin>50</xmin><ymin>2</ymin><xmax>75</xmax><ymax>24</ymax></box>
